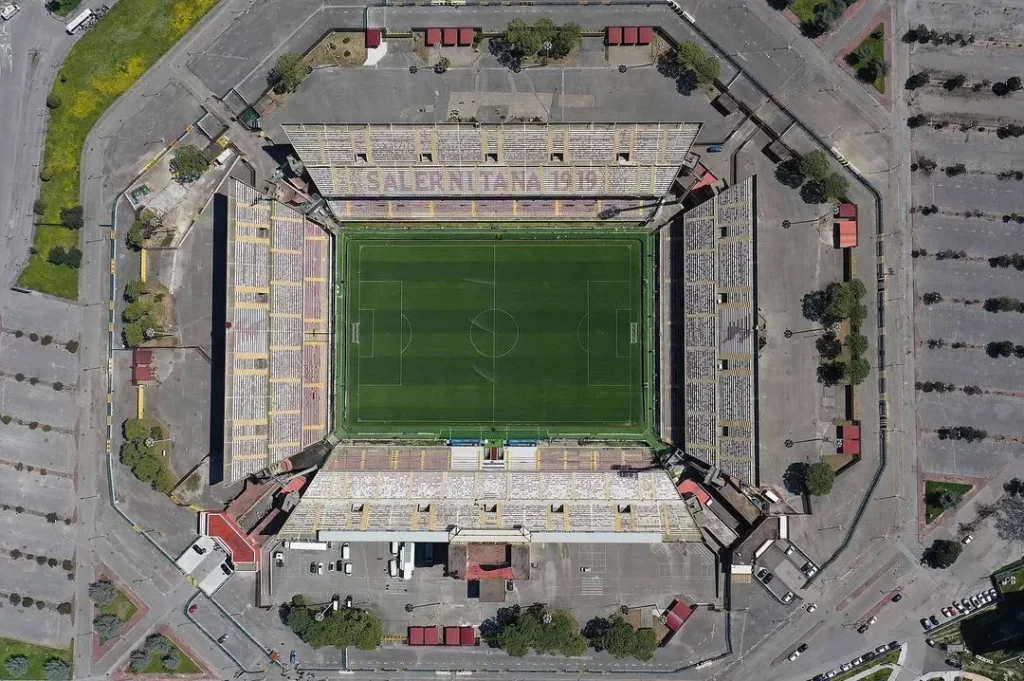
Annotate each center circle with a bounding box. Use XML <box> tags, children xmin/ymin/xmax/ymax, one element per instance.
<box><xmin>470</xmin><ymin>308</ymin><xmax>520</xmax><ymax>358</ymax></box>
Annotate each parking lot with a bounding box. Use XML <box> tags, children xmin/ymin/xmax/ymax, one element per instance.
<box><xmin>906</xmin><ymin>0</ymin><xmax>1024</xmax><ymax>483</ymax></box>
<box><xmin>0</xmin><ymin>302</ymin><xmax>83</xmax><ymax>647</ymax></box>
<box><xmin>254</xmin><ymin>539</ymin><xmax>722</xmax><ymax>667</ymax></box>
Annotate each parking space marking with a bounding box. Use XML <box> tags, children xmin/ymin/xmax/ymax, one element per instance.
<box><xmin>580</xmin><ymin>576</ymin><xmax>604</xmax><ymax>596</ymax></box>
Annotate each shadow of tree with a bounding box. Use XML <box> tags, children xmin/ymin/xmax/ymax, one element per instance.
<box><xmin>783</xmin><ymin>462</ymin><xmax>809</xmax><ymax>495</ymax></box>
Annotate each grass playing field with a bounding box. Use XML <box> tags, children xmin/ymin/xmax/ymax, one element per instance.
<box><xmin>340</xmin><ymin>234</ymin><xmax>648</xmax><ymax>438</ymax></box>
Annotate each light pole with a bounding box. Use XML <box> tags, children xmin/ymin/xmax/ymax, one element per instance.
<box><xmin>542</xmin><ymin>40</ymin><xmax>552</xmax><ymax>65</ymax></box>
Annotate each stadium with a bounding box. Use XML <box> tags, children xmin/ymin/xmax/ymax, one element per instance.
<box><xmin>221</xmin><ymin>120</ymin><xmax>757</xmax><ymax>545</ymax></box>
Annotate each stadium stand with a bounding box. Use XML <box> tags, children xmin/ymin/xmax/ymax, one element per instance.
<box><xmin>224</xmin><ymin>180</ymin><xmax>330</xmax><ymax>482</ymax></box>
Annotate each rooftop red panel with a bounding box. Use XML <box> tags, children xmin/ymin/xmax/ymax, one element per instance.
<box><xmin>426</xmin><ymin>27</ymin><xmax>442</xmax><ymax>46</ymax></box>
<box><xmin>423</xmin><ymin>626</ymin><xmax>439</xmax><ymax>646</ymax></box>
<box><xmin>676</xmin><ymin>479</ymin><xmax>712</xmax><ymax>506</ymax></box>
<box><xmin>665</xmin><ymin>600</ymin><xmax>694</xmax><ymax>631</ymax></box>
<box><xmin>205</xmin><ymin>512</ymin><xmax>259</xmax><ymax>566</ymax></box>
<box><xmin>842</xmin><ymin>424</ymin><xmax>861</xmax><ymax>441</ymax></box>
<box><xmin>132</xmin><ymin>365</ymin><xmax>154</xmax><ymax>384</ymax></box>
<box><xmin>133</xmin><ymin>349</ymin><xmax>153</xmax><ymax>366</ymax></box>
<box><xmin>637</xmin><ymin>26</ymin><xmax>654</xmax><ymax>44</ymax></box>
<box><xmin>445</xmin><ymin>626</ymin><xmax>461</xmax><ymax>645</ymax></box>
<box><xmin>443</xmin><ymin>27</ymin><xmax>458</xmax><ymax>46</ymax></box>
<box><xmin>622</xmin><ymin>26</ymin><xmax>638</xmax><ymax>45</ymax></box>
<box><xmin>458</xmin><ymin>27</ymin><xmax>474</xmax><ymax>46</ymax></box>
<box><xmin>409</xmin><ymin>627</ymin><xmax>424</xmax><ymax>646</ymax></box>
<box><xmin>366</xmin><ymin>28</ymin><xmax>382</xmax><ymax>48</ymax></box>
<box><xmin>837</xmin><ymin>203</ymin><xmax>858</xmax><ymax>219</ymax></box>
<box><xmin>606</xmin><ymin>26</ymin><xmax>622</xmax><ymax>45</ymax></box>
<box><xmin>841</xmin><ymin>438</ymin><xmax>861</xmax><ymax>455</ymax></box>
<box><xmin>460</xmin><ymin>626</ymin><xmax>476</xmax><ymax>646</ymax></box>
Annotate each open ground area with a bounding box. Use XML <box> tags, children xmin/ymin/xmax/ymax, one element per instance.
<box><xmin>342</xmin><ymin>235</ymin><xmax>647</xmax><ymax>437</ymax></box>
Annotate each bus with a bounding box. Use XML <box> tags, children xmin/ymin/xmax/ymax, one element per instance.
<box><xmin>65</xmin><ymin>8</ymin><xmax>92</xmax><ymax>34</ymax></box>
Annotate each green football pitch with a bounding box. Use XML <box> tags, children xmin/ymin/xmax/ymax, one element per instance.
<box><xmin>340</xmin><ymin>236</ymin><xmax>648</xmax><ymax>437</ymax></box>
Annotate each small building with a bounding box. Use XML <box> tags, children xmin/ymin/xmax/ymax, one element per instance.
<box><xmin>764</xmin><ymin>139</ymin><xmax>792</xmax><ymax>163</ymax></box>
<box><xmin>458</xmin><ymin>27</ymin><xmax>474</xmax><ymax>46</ymax></box>
<box><xmin>425</xmin><ymin>27</ymin><xmax>442</xmax><ymax>46</ymax></box>
<box><xmin>838</xmin><ymin>423</ymin><xmax>861</xmax><ymax>455</ymax></box>
<box><xmin>713</xmin><ymin>92</ymin><xmax>739</xmax><ymax>116</ymax></box>
<box><xmin>637</xmin><ymin>26</ymin><xmax>654</xmax><ymax>45</ymax></box>
<box><xmin>133</xmin><ymin>348</ymin><xmax>153</xmax><ymax>365</ymax></box>
<box><xmin>606</xmin><ymin>26</ymin><xmax>622</xmax><ymax>45</ymax></box>
<box><xmin>366</xmin><ymin>28</ymin><xmax>382</xmax><ymax>49</ymax></box>
<box><xmin>622</xmin><ymin>26</ymin><xmax>638</xmax><ymax>45</ymax></box>
<box><xmin>836</xmin><ymin>219</ymin><xmax>858</xmax><ymax>248</ymax></box>
<box><xmin>132</xmin><ymin>364</ymin><xmax>154</xmax><ymax>385</ymax></box>
<box><xmin>835</xmin><ymin>202</ymin><xmax>858</xmax><ymax>219</ymax></box>
<box><xmin>409</xmin><ymin>626</ymin><xmax>425</xmax><ymax>646</ymax></box>
<box><xmin>665</xmin><ymin>600</ymin><xmax>694</xmax><ymax>631</ymax></box>
<box><xmin>442</xmin><ymin>27</ymin><xmax>458</xmax><ymax>46</ymax></box>
<box><xmin>444</xmin><ymin>626</ymin><xmax>461</xmax><ymax>646</ymax></box>
<box><xmin>460</xmin><ymin>626</ymin><xmax>476</xmax><ymax>646</ymax></box>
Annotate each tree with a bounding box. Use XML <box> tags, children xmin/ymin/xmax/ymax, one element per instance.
<box><xmin>268</xmin><ymin>52</ymin><xmax>310</xmax><ymax>94</ymax></box>
<box><xmin>57</xmin><ymin>601</ymin><xmax>73</xmax><ymax>615</ymax></box>
<box><xmin>60</xmin><ymin>206</ymin><xmax>83</xmax><ymax>229</ymax></box>
<box><xmin>88</xmin><ymin>579</ymin><xmax>117</xmax><ymax>605</ymax></box>
<box><xmin>799</xmin><ymin>150</ymin><xmax>831</xmax><ymax>181</ymax></box>
<box><xmin>905</xmin><ymin>71</ymin><xmax>930</xmax><ymax>90</ymax></box>
<box><xmin>286</xmin><ymin>603</ymin><xmax>384</xmax><ymax>650</ymax></box>
<box><xmin>162</xmin><ymin>650</ymin><xmax>181</xmax><ymax>671</ymax></box>
<box><xmin>129</xmin><ymin>649</ymin><xmax>151</xmax><ymax>673</ymax></box>
<box><xmin>907</xmin><ymin>114</ymin><xmax>928</xmax><ymax>128</ymax></box>
<box><xmin>5</xmin><ymin>655</ymin><xmax>29</xmax><ymax>678</ymax></box>
<box><xmin>822</xmin><ymin>172</ymin><xmax>849</xmax><ymax>200</ymax></box>
<box><xmin>922</xmin><ymin>539</ymin><xmax>962</xmax><ymax>569</ymax></box>
<box><xmin>915</xmin><ymin>157</ymin><xmax>937</xmax><ymax>174</ymax></box>
<box><xmin>845</xmin><ymin>332</ymin><xmax>868</xmax><ymax>356</ymax></box>
<box><xmin>943</xmin><ymin>74</ymin><xmax>967</xmax><ymax>90</ymax></box>
<box><xmin>549</xmin><ymin>22</ymin><xmax>581</xmax><ymax>59</ymax></box>
<box><xmin>816</xmin><ymin>332</ymin><xmax>842</xmax><ymax>359</ymax></box>
<box><xmin>8</xmin><ymin>594</ymin><xmax>20</xmax><ymax>606</ymax></box>
<box><xmin>33</xmin><ymin>199</ymin><xmax>47</xmax><ymax>215</ymax></box>
<box><xmin>93</xmin><ymin>614</ymin><xmax>123</xmax><ymax>639</ymax></box>
<box><xmin>922</xmin><ymin>291</ymin><xmax>943</xmax><ymax>305</ymax></box>
<box><xmin>169</xmin><ymin>144</ymin><xmax>209</xmax><ymax>184</ymax></box>
<box><xmin>584</xmin><ymin>616</ymin><xmax>657</xmax><ymax>660</ymax></box>
<box><xmin>804</xmin><ymin>461</ymin><xmax>835</xmax><ymax>496</ymax></box>
<box><xmin>433</xmin><ymin>56</ymin><xmax>451</xmax><ymax>73</ymax></box>
<box><xmin>46</xmin><ymin>93</ymin><xmax>62</xmax><ymax>110</ymax></box>
<box><xmin>995</xmin><ymin>494</ymin><xmax>1024</xmax><ymax>541</ymax></box>
<box><xmin>44</xmin><ymin>658</ymin><xmax>70</xmax><ymax>681</ymax></box>
<box><xmin>844</xmin><ymin>356</ymin><xmax>871</xmax><ymax>385</ymax></box>
<box><xmin>504</xmin><ymin>18</ymin><xmax>542</xmax><ymax>57</ymax></box>
<box><xmin>145</xmin><ymin>634</ymin><xmax>173</xmax><ymax>657</ymax></box>
<box><xmin>775</xmin><ymin>158</ymin><xmax>806</xmax><ymax>188</ymax></box>
<box><xmin>675</xmin><ymin>41</ymin><xmax>720</xmax><ymax>85</ymax></box>
<box><xmin>800</xmin><ymin>179</ymin><xmax>828</xmax><ymax>204</ymax></box>
<box><xmin>1007</xmin><ymin>76</ymin><xmax>1023</xmax><ymax>92</ymax></box>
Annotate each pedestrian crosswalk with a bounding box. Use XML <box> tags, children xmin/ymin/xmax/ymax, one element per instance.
<box><xmin>581</xmin><ymin>576</ymin><xmax>604</xmax><ymax>596</ymax></box>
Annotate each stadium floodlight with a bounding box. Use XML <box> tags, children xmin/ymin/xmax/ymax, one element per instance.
<box><xmin>542</xmin><ymin>40</ymin><xmax>552</xmax><ymax>62</ymax></box>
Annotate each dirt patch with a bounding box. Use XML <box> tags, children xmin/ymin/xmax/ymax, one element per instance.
<box><xmin>306</xmin><ymin>31</ymin><xmax>367</xmax><ymax>69</ymax></box>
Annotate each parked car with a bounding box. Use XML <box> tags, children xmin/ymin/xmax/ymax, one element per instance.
<box><xmin>328</xmin><ymin>561</ymin><xmax>335</xmax><ymax>572</ymax></box>
<box><xmin>580</xmin><ymin>567</ymin><xmax>591</xmax><ymax>573</ymax></box>
<box><xmin>962</xmin><ymin>535</ymin><xmax>973</xmax><ymax>544</ymax></box>
<box><xmin>807</xmin><ymin>603</ymin><xmax>817</xmax><ymax>613</ymax></box>
<box><xmin>946</xmin><ymin>658</ymin><xmax>963</xmax><ymax>668</ymax></box>
<box><xmin>788</xmin><ymin>650</ymin><xmax>800</xmax><ymax>661</ymax></box>
<box><xmin>274</xmin><ymin>552</ymin><xmax>284</xmax><ymax>567</ymax></box>
<box><xmin>888</xmin><ymin>641</ymin><xmax>900</xmax><ymax>649</ymax></box>
<box><xmin>863</xmin><ymin>651</ymin><xmax>876</xmax><ymax>661</ymax></box>
<box><xmin>220</xmin><ymin>563</ymin><xmax>233</xmax><ymax>576</ymax></box>
<box><xmin>867</xmin><ymin>616</ymin><xmax>877</xmax><ymax>625</ymax></box>
<box><xmin>988</xmin><ymin>588</ymin><xmax>997</xmax><ymax>597</ymax></box>
<box><xmin>317</xmin><ymin>562</ymin><xmax>324</xmax><ymax>575</ymax></box>
<box><xmin>782</xmin><ymin>591</ymin><xmax>794</xmax><ymax>603</ymax></box>
<box><xmin>825</xmin><ymin>671</ymin><xmax>836</xmax><ymax>679</ymax></box>
<box><xmin>191</xmin><ymin>544</ymin><xmax>206</xmax><ymax>555</ymax></box>
<box><xmin>930</xmin><ymin>615</ymin><xmax>940</xmax><ymax>626</ymax></box>
<box><xmin>784</xmin><ymin>545</ymin><xmax>795</xmax><ymax>555</ymax></box>
<box><xmin>289</xmin><ymin>651</ymin><xmax>297</xmax><ymax>664</ymax></box>
<box><xmin>336</xmin><ymin>560</ymin><xmax>344</xmax><ymax>573</ymax></box>
<box><xmin>309</xmin><ymin>562</ymin><xmax>317</xmax><ymax>574</ymax></box>
<box><xmin>0</xmin><ymin>3</ymin><xmax>20</xmax><ymax>20</ymax></box>
<box><xmin>345</xmin><ymin>595</ymin><xmax>353</xmax><ymax>608</ymax></box>
<box><xmin>707</xmin><ymin>145</ymin><xmax>723</xmax><ymax>153</ymax></box>
<box><xmin>891</xmin><ymin>592</ymin><xmax>903</xmax><ymax>602</ymax></box>
<box><xmin>875</xmin><ymin>645</ymin><xmax>888</xmax><ymax>654</ymax></box>
<box><xmin>921</xmin><ymin>618</ymin><xmax>933</xmax><ymax>630</ymax></box>
<box><xmin>764</xmin><ymin>573</ymin><xmax>774</xmax><ymax>584</ymax></box>
<box><xmin>850</xmin><ymin>656</ymin><xmax>863</xmax><ymax>666</ymax></box>
<box><xmin>756</xmin><ymin>568</ymin><xmax>768</xmax><ymax>579</ymax></box>
<box><xmin>217</xmin><ymin>634</ymin><xmax>229</xmax><ymax>643</ymax></box>
<box><xmin>506</xmin><ymin>580</ymin><xmax>514</xmax><ymax>592</ymax></box>
<box><xmin>840</xmin><ymin>663</ymin><xmax>851</xmax><ymax>672</ymax></box>
<box><xmin>344</xmin><ymin>562</ymin><xmax>352</xmax><ymax>575</ymax></box>
<box><xmin>942</xmin><ymin>607</ymin><xmax>952</xmax><ymax>618</ymax></box>
<box><xmin>342</xmin><ymin>543</ymin><xmax>351</xmax><ymax>560</ymax></box>
<box><xmin>798</xmin><ymin>644</ymin><xmax>808</xmax><ymax>653</ymax></box>
<box><xmin>926</xmin><ymin>639</ymin><xmax>936</xmax><ymax>647</ymax></box>
<box><xmin>390</xmin><ymin>541</ymin><xmax>399</xmax><ymax>556</ymax></box>
<box><xmin>188</xmin><ymin>604</ymin><xmax>198</xmax><ymax>614</ymax></box>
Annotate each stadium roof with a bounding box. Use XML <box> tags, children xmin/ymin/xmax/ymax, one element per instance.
<box><xmin>676</xmin><ymin>178</ymin><xmax>757</xmax><ymax>482</ymax></box>
<box><xmin>223</xmin><ymin>180</ymin><xmax>331</xmax><ymax>482</ymax></box>
<box><xmin>280</xmin><ymin>450</ymin><xmax>702</xmax><ymax>543</ymax></box>
<box><xmin>281</xmin><ymin>122</ymin><xmax>699</xmax><ymax>200</ymax></box>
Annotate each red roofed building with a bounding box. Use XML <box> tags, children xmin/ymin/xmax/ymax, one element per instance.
<box><xmin>366</xmin><ymin>28</ymin><xmax>382</xmax><ymax>48</ymax></box>
<box><xmin>836</xmin><ymin>219</ymin><xmax>858</xmax><ymax>248</ymax></box>
<box><xmin>606</xmin><ymin>26</ymin><xmax>622</xmax><ymax>45</ymax></box>
<box><xmin>200</xmin><ymin>511</ymin><xmax>260</xmax><ymax>570</ymax></box>
<box><xmin>459</xmin><ymin>27</ymin><xmax>474</xmax><ymax>46</ymax></box>
<box><xmin>460</xmin><ymin>626</ymin><xmax>476</xmax><ymax>646</ymax></box>
<box><xmin>133</xmin><ymin>349</ymin><xmax>153</xmax><ymax>365</ymax></box>
<box><xmin>836</xmin><ymin>203</ymin><xmax>857</xmax><ymax>219</ymax></box>
<box><xmin>622</xmin><ymin>26</ymin><xmax>638</xmax><ymax>45</ymax></box>
<box><xmin>637</xmin><ymin>26</ymin><xmax>654</xmax><ymax>45</ymax></box>
<box><xmin>839</xmin><ymin>423</ymin><xmax>861</xmax><ymax>455</ymax></box>
<box><xmin>132</xmin><ymin>365</ymin><xmax>154</xmax><ymax>385</ymax></box>
<box><xmin>443</xmin><ymin>27</ymin><xmax>458</xmax><ymax>46</ymax></box>
<box><xmin>445</xmin><ymin>626</ymin><xmax>461</xmax><ymax>646</ymax></box>
<box><xmin>409</xmin><ymin>626</ymin><xmax>425</xmax><ymax>646</ymax></box>
<box><xmin>423</xmin><ymin>626</ymin><xmax>439</xmax><ymax>645</ymax></box>
<box><xmin>426</xmin><ymin>27</ymin><xmax>442</xmax><ymax>46</ymax></box>
<box><xmin>665</xmin><ymin>600</ymin><xmax>694</xmax><ymax>631</ymax></box>
<box><xmin>676</xmin><ymin>479</ymin><xmax>712</xmax><ymax>506</ymax></box>
<box><xmin>841</xmin><ymin>438</ymin><xmax>861</xmax><ymax>455</ymax></box>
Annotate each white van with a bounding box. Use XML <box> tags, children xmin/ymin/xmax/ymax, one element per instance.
<box><xmin>390</xmin><ymin>541</ymin><xmax>399</xmax><ymax>556</ymax></box>
<box><xmin>388</xmin><ymin>559</ymin><xmax>397</xmax><ymax>577</ymax></box>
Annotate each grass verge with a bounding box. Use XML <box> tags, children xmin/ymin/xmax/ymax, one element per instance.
<box><xmin>98</xmin><ymin>588</ymin><xmax>139</xmax><ymax>623</ymax></box>
<box><xmin>847</xmin><ymin>24</ymin><xmax>886</xmax><ymax>93</ymax></box>
<box><xmin>0</xmin><ymin>637</ymin><xmax>73</xmax><ymax>680</ymax></box>
<box><xmin>830</xmin><ymin>649</ymin><xmax>900</xmax><ymax>681</ymax></box>
<box><xmin>924</xmin><ymin>480</ymin><xmax>972</xmax><ymax>524</ymax></box>
<box><xmin>140</xmin><ymin>639</ymin><xmax>201</xmax><ymax>674</ymax></box>
<box><xmin>23</xmin><ymin>0</ymin><xmax>220</xmax><ymax>299</ymax></box>
<box><xmin>788</xmin><ymin>0</ymin><xmax>819</xmax><ymax>22</ymax></box>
